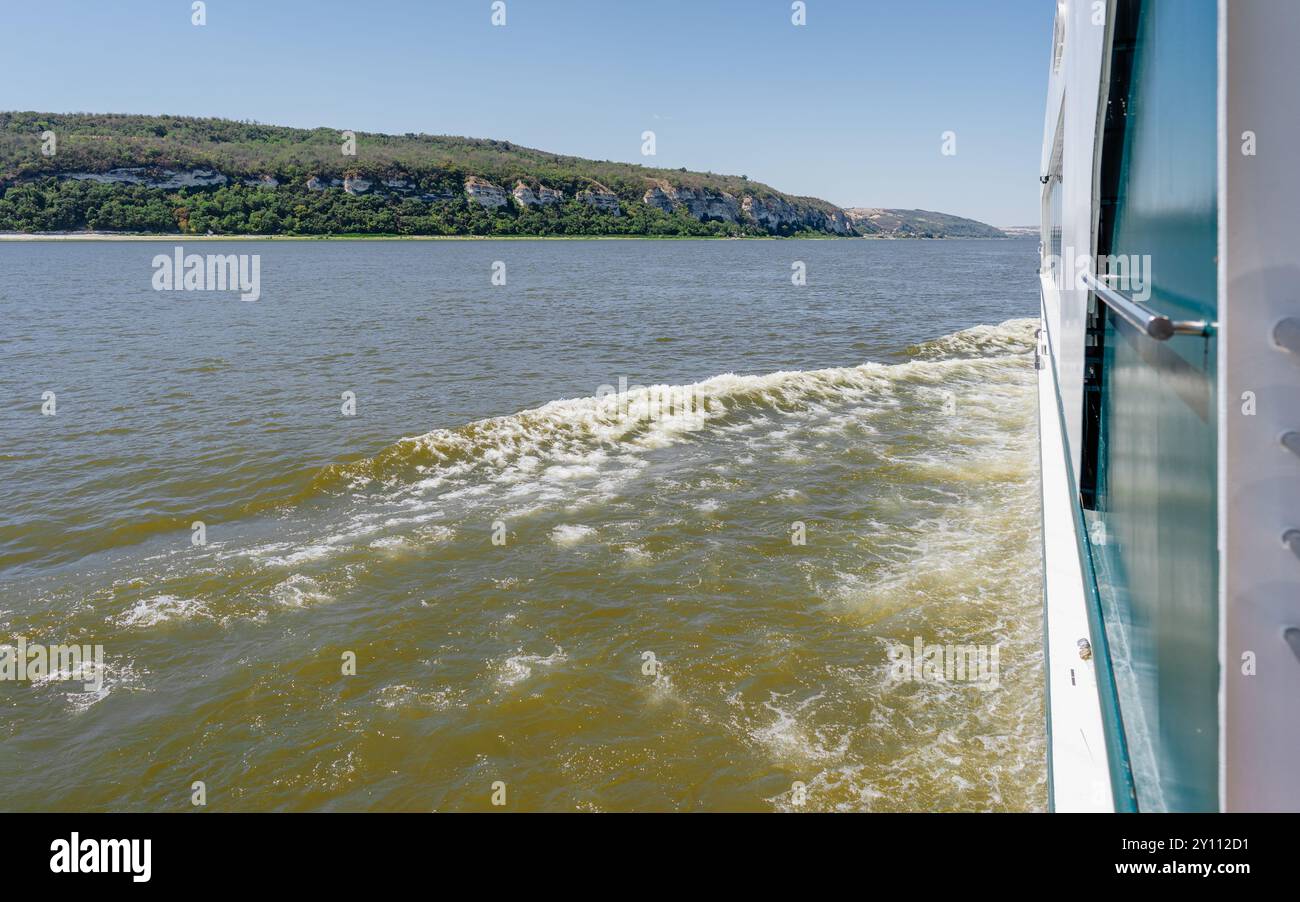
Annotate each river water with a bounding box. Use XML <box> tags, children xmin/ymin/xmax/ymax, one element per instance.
<box><xmin>0</xmin><ymin>237</ymin><xmax>1045</xmax><ymax>810</ymax></box>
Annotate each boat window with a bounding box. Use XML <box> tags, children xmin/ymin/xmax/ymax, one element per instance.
<box><xmin>1083</xmin><ymin>0</ymin><xmax>1219</xmax><ymax>813</ymax></box>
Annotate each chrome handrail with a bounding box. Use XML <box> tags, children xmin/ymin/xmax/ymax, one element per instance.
<box><xmin>1080</xmin><ymin>271</ymin><xmax>1215</xmax><ymax>341</ymax></box>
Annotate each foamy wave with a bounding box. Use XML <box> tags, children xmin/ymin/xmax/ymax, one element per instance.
<box><xmin>369</xmin><ymin>535</ymin><xmax>411</xmax><ymax>554</ymax></box>
<box><xmin>314</xmin><ymin>318</ymin><xmax>1035</xmax><ymax>500</ymax></box>
<box><xmin>27</xmin><ymin>655</ymin><xmax>148</xmax><ymax>713</ymax></box>
<box><xmin>906</xmin><ymin>318</ymin><xmax>1037</xmax><ymax>360</ymax></box>
<box><xmin>748</xmin><ymin>691</ymin><xmax>851</xmax><ymax>766</ymax></box>
<box><xmin>497</xmin><ymin>647</ymin><xmax>567</xmax><ymax>687</ymax></box>
<box><xmin>766</xmin><ymin>764</ymin><xmax>887</xmax><ymax>813</ymax></box>
<box><xmin>270</xmin><ymin>574</ymin><xmax>331</xmax><ymax>608</ymax></box>
<box><xmin>114</xmin><ymin>594</ymin><xmax>207</xmax><ymax>628</ymax></box>
<box><xmin>550</xmin><ymin>524</ymin><xmax>595</xmax><ymax>546</ymax></box>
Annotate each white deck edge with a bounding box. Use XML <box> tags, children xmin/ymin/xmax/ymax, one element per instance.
<box><xmin>1037</xmin><ymin>290</ymin><xmax>1114</xmax><ymax>812</ymax></box>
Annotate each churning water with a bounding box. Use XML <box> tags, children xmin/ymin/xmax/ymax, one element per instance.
<box><xmin>0</xmin><ymin>237</ymin><xmax>1045</xmax><ymax>810</ymax></box>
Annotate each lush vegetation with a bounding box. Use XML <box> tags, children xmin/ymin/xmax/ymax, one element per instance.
<box><xmin>0</xmin><ymin>177</ymin><xmax>773</xmax><ymax>237</ymax></box>
<box><xmin>0</xmin><ymin>112</ymin><xmax>844</xmax><ymax>237</ymax></box>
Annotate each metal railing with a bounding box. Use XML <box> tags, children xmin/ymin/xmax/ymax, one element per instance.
<box><xmin>1081</xmin><ymin>270</ymin><xmax>1215</xmax><ymax>340</ymax></box>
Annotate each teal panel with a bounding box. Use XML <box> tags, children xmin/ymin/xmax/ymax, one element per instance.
<box><xmin>1090</xmin><ymin>0</ymin><xmax>1219</xmax><ymax>812</ymax></box>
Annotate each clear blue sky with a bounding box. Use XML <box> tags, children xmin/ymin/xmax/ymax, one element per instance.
<box><xmin>0</xmin><ymin>0</ymin><xmax>1054</xmax><ymax>225</ymax></box>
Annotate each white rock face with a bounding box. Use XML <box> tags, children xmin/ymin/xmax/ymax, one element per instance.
<box><xmin>154</xmin><ymin>169</ymin><xmax>228</xmax><ymax>189</ymax></box>
<box><xmin>64</xmin><ymin>168</ymin><xmax>147</xmax><ymax>185</ymax></box>
<box><xmin>643</xmin><ymin>185</ymin><xmax>675</xmax><ymax>213</ymax></box>
<box><xmin>50</xmin><ymin>162</ymin><xmax>856</xmax><ymax>235</ymax></box>
<box><xmin>343</xmin><ymin>176</ymin><xmax>372</xmax><ymax>195</ymax></box>
<box><xmin>63</xmin><ymin>168</ymin><xmax>228</xmax><ymax>188</ymax></box>
<box><xmin>511</xmin><ymin>182</ymin><xmax>538</xmax><ymax>207</ymax></box>
<box><xmin>816</xmin><ymin>208</ymin><xmax>852</xmax><ymax>234</ymax></box>
<box><xmin>742</xmin><ymin>194</ymin><xmax>802</xmax><ymax>229</ymax></box>
<box><xmin>663</xmin><ymin>185</ymin><xmax>740</xmax><ymax>223</ymax></box>
<box><xmin>512</xmin><ymin>181</ymin><xmax>566</xmax><ymax>208</ymax></box>
<box><xmin>537</xmin><ymin>186</ymin><xmax>565</xmax><ymax>206</ymax></box>
<box><xmin>464</xmin><ymin>177</ymin><xmax>509</xmax><ymax>208</ymax></box>
<box><xmin>578</xmin><ymin>184</ymin><xmax>621</xmax><ymax>215</ymax></box>
<box><xmin>634</xmin><ymin>179</ymin><xmax>855</xmax><ymax>233</ymax></box>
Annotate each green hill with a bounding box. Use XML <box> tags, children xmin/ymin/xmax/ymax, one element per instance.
<box><xmin>0</xmin><ymin>112</ymin><xmax>856</xmax><ymax>237</ymax></box>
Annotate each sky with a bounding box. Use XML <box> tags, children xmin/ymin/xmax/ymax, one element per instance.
<box><xmin>0</xmin><ymin>0</ymin><xmax>1056</xmax><ymax>225</ymax></box>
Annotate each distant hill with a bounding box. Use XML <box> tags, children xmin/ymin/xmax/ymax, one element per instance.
<box><xmin>845</xmin><ymin>208</ymin><xmax>1008</xmax><ymax>238</ymax></box>
<box><xmin>0</xmin><ymin>112</ymin><xmax>1009</xmax><ymax>239</ymax></box>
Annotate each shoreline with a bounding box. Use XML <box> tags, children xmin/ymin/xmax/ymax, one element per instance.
<box><xmin>0</xmin><ymin>232</ymin><xmax>795</xmax><ymax>242</ymax></box>
<box><xmin>0</xmin><ymin>231</ymin><xmax>1015</xmax><ymax>242</ymax></box>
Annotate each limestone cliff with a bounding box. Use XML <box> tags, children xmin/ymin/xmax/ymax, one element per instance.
<box><xmin>464</xmin><ymin>176</ymin><xmax>509</xmax><ymax>209</ymax></box>
<box><xmin>577</xmin><ymin>183</ymin><xmax>621</xmax><ymax>215</ymax></box>
<box><xmin>0</xmin><ymin>113</ymin><xmax>1007</xmax><ymax>238</ymax></box>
